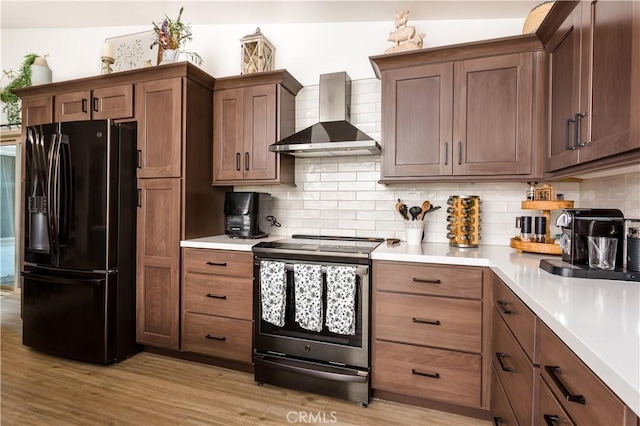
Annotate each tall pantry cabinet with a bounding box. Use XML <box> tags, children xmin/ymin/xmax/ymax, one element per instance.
<box><xmin>135</xmin><ymin>64</ymin><xmax>228</xmax><ymax>349</ymax></box>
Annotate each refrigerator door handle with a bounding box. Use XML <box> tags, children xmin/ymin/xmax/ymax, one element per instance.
<box><xmin>47</xmin><ymin>133</ymin><xmax>59</xmax><ymax>254</ymax></box>
<box><xmin>58</xmin><ymin>135</ymin><xmax>72</xmax><ymax>247</ymax></box>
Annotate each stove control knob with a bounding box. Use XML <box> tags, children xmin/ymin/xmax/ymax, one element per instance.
<box><xmin>305</xmin><ymin>345</ymin><xmax>311</xmax><ymax>352</ymax></box>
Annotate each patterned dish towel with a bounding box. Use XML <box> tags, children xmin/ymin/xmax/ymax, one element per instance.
<box><xmin>325</xmin><ymin>265</ymin><xmax>357</xmax><ymax>335</ymax></box>
<box><xmin>294</xmin><ymin>264</ymin><xmax>324</xmax><ymax>332</ymax></box>
<box><xmin>260</xmin><ymin>260</ymin><xmax>287</xmax><ymax>327</ymax></box>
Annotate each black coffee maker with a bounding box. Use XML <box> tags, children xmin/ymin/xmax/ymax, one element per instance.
<box><xmin>224</xmin><ymin>192</ymin><xmax>272</xmax><ymax>238</ymax></box>
<box><xmin>540</xmin><ymin>208</ymin><xmax>639</xmax><ymax>281</ymax></box>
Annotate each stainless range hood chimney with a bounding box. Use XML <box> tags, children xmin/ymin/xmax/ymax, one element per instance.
<box><xmin>269</xmin><ymin>72</ymin><xmax>381</xmax><ymax>157</ymax></box>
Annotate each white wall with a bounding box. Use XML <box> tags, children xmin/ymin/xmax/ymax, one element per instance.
<box><xmin>1</xmin><ymin>18</ymin><xmax>525</xmax><ymax>87</ymax></box>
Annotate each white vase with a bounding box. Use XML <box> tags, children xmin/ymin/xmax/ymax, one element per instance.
<box><xmin>161</xmin><ymin>49</ymin><xmax>179</xmax><ymax>64</ymax></box>
<box><xmin>30</xmin><ymin>56</ymin><xmax>52</xmax><ymax>85</ymax></box>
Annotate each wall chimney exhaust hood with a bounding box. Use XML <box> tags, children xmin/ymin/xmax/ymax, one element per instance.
<box><xmin>269</xmin><ymin>72</ymin><xmax>381</xmax><ymax>157</ymax></box>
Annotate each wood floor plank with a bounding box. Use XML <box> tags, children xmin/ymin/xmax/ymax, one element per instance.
<box><xmin>1</xmin><ymin>291</ymin><xmax>491</xmax><ymax>425</ymax></box>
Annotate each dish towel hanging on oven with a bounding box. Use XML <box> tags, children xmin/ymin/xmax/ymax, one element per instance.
<box><xmin>259</xmin><ymin>260</ymin><xmax>287</xmax><ymax>327</ymax></box>
<box><xmin>325</xmin><ymin>265</ymin><xmax>357</xmax><ymax>335</ymax></box>
<box><xmin>294</xmin><ymin>264</ymin><xmax>323</xmax><ymax>332</ymax></box>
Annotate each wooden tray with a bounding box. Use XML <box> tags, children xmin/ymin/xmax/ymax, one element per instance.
<box><xmin>510</xmin><ymin>238</ymin><xmax>562</xmax><ymax>255</ymax></box>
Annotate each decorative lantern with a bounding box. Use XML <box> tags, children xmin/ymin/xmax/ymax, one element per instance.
<box><xmin>240</xmin><ymin>27</ymin><xmax>275</xmax><ymax>74</ymax></box>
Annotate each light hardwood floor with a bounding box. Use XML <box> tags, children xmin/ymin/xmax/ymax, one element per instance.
<box><xmin>1</xmin><ymin>291</ymin><xmax>491</xmax><ymax>425</ymax></box>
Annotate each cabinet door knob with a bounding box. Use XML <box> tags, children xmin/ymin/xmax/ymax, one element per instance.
<box><xmin>458</xmin><ymin>141</ymin><xmax>463</xmax><ymax>165</ymax></box>
<box><xmin>495</xmin><ymin>352</ymin><xmax>514</xmax><ymax>372</ymax></box>
<box><xmin>206</xmin><ymin>261</ymin><xmax>227</xmax><ymax>267</ymax></box>
<box><xmin>497</xmin><ymin>300</ymin><xmax>515</xmax><ymax>315</ymax></box>
<box><xmin>444</xmin><ymin>141</ymin><xmax>449</xmax><ymax>165</ymax></box>
<box><xmin>544</xmin><ymin>365</ymin><xmax>586</xmax><ymax>404</ymax></box>
<box><xmin>543</xmin><ymin>414</ymin><xmax>560</xmax><ymax>426</ymax></box>
<box><xmin>412</xmin><ymin>277</ymin><xmax>441</xmax><ymax>284</ymax></box>
<box><xmin>205</xmin><ymin>293</ymin><xmax>227</xmax><ymax>300</ymax></box>
<box><xmin>205</xmin><ymin>334</ymin><xmax>226</xmax><ymax>341</ymax></box>
<box><xmin>574</xmin><ymin>112</ymin><xmax>587</xmax><ymax>148</ymax></box>
<box><xmin>411</xmin><ymin>369</ymin><xmax>439</xmax><ymax>379</ymax></box>
<box><xmin>245</xmin><ymin>152</ymin><xmax>249</xmax><ymax>171</ymax></box>
<box><xmin>236</xmin><ymin>153</ymin><xmax>241</xmax><ymax>171</ymax></box>
<box><xmin>412</xmin><ymin>318</ymin><xmax>440</xmax><ymax>326</ymax></box>
<box><xmin>565</xmin><ymin>117</ymin><xmax>576</xmax><ymax>150</ymax></box>
<box><xmin>81</xmin><ymin>98</ymin><xmax>88</xmax><ymax>113</ymax></box>
<box><xmin>92</xmin><ymin>97</ymin><xmax>98</xmax><ymax>112</ymax></box>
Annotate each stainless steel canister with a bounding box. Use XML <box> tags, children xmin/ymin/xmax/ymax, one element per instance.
<box><xmin>626</xmin><ymin>222</ymin><xmax>640</xmax><ymax>272</ymax></box>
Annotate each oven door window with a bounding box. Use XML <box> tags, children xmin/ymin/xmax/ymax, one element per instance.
<box><xmin>259</xmin><ymin>269</ymin><xmax>363</xmax><ymax>348</ymax></box>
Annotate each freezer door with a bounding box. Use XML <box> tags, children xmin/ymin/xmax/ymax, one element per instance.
<box><xmin>22</xmin><ymin>267</ymin><xmax>117</xmax><ymax>363</ymax></box>
<box><xmin>24</xmin><ymin>120</ymin><xmax>121</xmax><ymax>271</ymax></box>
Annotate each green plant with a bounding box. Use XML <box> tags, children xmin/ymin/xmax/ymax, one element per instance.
<box><xmin>151</xmin><ymin>7</ymin><xmax>202</xmax><ymax>65</ymax></box>
<box><xmin>1</xmin><ymin>53</ymin><xmax>38</xmax><ymax>124</ymax></box>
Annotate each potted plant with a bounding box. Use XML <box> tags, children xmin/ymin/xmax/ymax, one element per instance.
<box><xmin>1</xmin><ymin>53</ymin><xmax>38</xmax><ymax>125</ymax></box>
<box><xmin>151</xmin><ymin>7</ymin><xmax>202</xmax><ymax>65</ymax></box>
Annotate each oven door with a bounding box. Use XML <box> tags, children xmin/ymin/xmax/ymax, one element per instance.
<box><xmin>253</xmin><ymin>255</ymin><xmax>370</xmax><ymax>369</ymax></box>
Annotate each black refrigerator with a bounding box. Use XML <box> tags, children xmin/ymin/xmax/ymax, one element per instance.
<box><xmin>22</xmin><ymin>119</ymin><xmax>140</xmax><ymax>364</ymax></box>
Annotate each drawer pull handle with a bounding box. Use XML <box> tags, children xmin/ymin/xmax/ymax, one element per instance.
<box><xmin>411</xmin><ymin>369</ymin><xmax>439</xmax><ymax>379</ymax></box>
<box><xmin>205</xmin><ymin>334</ymin><xmax>226</xmax><ymax>341</ymax></box>
<box><xmin>545</xmin><ymin>365</ymin><xmax>586</xmax><ymax>405</ymax></box>
<box><xmin>206</xmin><ymin>293</ymin><xmax>227</xmax><ymax>300</ymax></box>
<box><xmin>495</xmin><ymin>352</ymin><xmax>514</xmax><ymax>372</ymax></box>
<box><xmin>412</xmin><ymin>318</ymin><xmax>440</xmax><ymax>326</ymax></box>
<box><xmin>543</xmin><ymin>414</ymin><xmax>560</xmax><ymax>426</ymax></box>
<box><xmin>493</xmin><ymin>417</ymin><xmax>504</xmax><ymax>426</ymax></box>
<box><xmin>412</xmin><ymin>278</ymin><xmax>441</xmax><ymax>284</ymax></box>
<box><xmin>497</xmin><ymin>300</ymin><xmax>515</xmax><ymax>315</ymax></box>
<box><xmin>206</xmin><ymin>261</ymin><xmax>227</xmax><ymax>267</ymax></box>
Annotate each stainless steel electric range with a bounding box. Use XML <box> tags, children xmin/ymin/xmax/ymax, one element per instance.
<box><xmin>251</xmin><ymin>235</ymin><xmax>383</xmax><ymax>406</ymax></box>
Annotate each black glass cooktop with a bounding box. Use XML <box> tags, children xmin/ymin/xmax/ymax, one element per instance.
<box><xmin>252</xmin><ymin>234</ymin><xmax>384</xmax><ymax>255</ymax></box>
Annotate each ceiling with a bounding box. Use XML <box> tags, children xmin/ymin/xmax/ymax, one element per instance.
<box><xmin>1</xmin><ymin>0</ymin><xmax>543</xmax><ymax>29</ymax></box>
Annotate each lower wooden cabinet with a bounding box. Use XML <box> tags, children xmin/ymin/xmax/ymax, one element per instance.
<box><xmin>180</xmin><ymin>248</ymin><xmax>254</xmax><ymax>364</ymax></box>
<box><xmin>491</xmin><ymin>365</ymin><xmax>519</xmax><ymax>426</ymax></box>
<box><xmin>537</xmin><ymin>379</ymin><xmax>575</xmax><ymax>426</ymax></box>
<box><xmin>538</xmin><ymin>321</ymin><xmax>638</xmax><ymax>426</ymax></box>
<box><xmin>372</xmin><ymin>260</ymin><xmax>491</xmax><ymax>412</ymax></box>
<box><xmin>182</xmin><ymin>312</ymin><xmax>253</xmax><ymax>363</ymax></box>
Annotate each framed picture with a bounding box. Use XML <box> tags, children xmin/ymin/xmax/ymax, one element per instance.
<box><xmin>105</xmin><ymin>30</ymin><xmax>159</xmax><ymax>72</ymax></box>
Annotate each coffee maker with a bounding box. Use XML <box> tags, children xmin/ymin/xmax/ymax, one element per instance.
<box><xmin>540</xmin><ymin>208</ymin><xmax>639</xmax><ymax>281</ymax></box>
<box><xmin>224</xmin><ymin>192</ymin><xmax>273</xmax><ymax>238</ymax></box>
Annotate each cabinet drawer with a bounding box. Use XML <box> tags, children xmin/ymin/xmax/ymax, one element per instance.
<box><xmin>537</xmin><ymin>378</ymin><xmax>575</xmax><ymax>426</ymax></box>
<box><xmin>55</xmin><ymin>90</ymin><xmax>91</xmax><ymax>122</ymax></box>
<box><xmin>492</xmin><ymin>309</ymin><xmax>537</xmax><ymax>425</ymax></box>
<box><xmin>493</xmin><ymin>275</ymin><xmax>537</xmax><ymax>364</ymax></box>
<box><xmin>182</xmin><ymin>312</ymin><xmax>253</xmax><ymax>363</ymax></box>
<box><xmin>491</xmin><ymin>365</ymin><xmax>519</xmax><ymax>426</ymax></box>
<box><xmin>375</xmin><ymin>292</ymin><xmax>481</xmax><ymax>353</ymax></box>
<box><xmin>373</xmin><ymin>340</ymin><xmax>481</xmax><ymax>408</ymax></box>
<box><xmin>183</xmin><ymin>272</ymin><xmax>252</xmax><ymax>320</ymax></box>
<box><xmin>538</xmin><ymin>322</ymin><xmax>627</xmax><ymax>426</ymax></box>
<box><xmin>183</xmin><ymin>248</ymin><xmax>253</xmax><ymax>277</ymax></box>
<box><xmin>374</xmin><ymin>261</ymin><xmax>482</xmax><ymax>299</ymax></box>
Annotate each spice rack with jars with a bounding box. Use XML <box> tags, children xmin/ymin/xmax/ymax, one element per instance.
<box><xmin>510</xmin><ymin>200</ymin><xmax>574</xmax><ymax>255</ymax></box>
<box><xmin>446</xmin><ymin>195</ymin><xmax>481</xmax><ymax>247</ymax></box>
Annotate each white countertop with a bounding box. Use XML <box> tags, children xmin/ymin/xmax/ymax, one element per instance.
<box><xmin>181</xmin><ymin>235</ymin><xmax>640</xmax><ymax>416</ymax></box>
<box><xmin>180</xmin><ymin>234</ymin><xmax>283</xmax><ymax>251</ymax></box>
<box><xmin>372</xmin><ymin>242</ymin><xmax>640</xmax><ymax>417</ymax></box>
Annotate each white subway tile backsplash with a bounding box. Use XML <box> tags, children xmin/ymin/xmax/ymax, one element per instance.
<box><xmin>233</xmin><ymin>78</ymin><xmax>637</xmax><ymax>245</ymax></box>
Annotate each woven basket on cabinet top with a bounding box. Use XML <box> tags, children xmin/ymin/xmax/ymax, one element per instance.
<box><xmin>522</xmin><ymin>1</ymin><xmax>555</xmax><ymax>34</ymax></box>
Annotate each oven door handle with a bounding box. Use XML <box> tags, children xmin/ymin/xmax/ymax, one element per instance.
<box><xmin>282</xmin><ymin>263</ymin><xmax>369</xmax><ymax>277</ymax></box>
<box><xmin>256</xmin><ymin>355</ymin><xmax>369</xmax><ymax>383</ymax></box>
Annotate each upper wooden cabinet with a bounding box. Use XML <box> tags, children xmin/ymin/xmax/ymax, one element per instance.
<box><xmin>135</xmin><ymin>78</ymin><xmax>182</xmax><ymax>178</ymax></box>
<box><xmin>55</xmin><ymin>84</ymin><xmax>133</xmax><ymax>122</ymax></box>
<box><xmin>371</xmin><ymin>35</ymin><xmax>544</xmax><ymax>183</ymax></box>
<box><xmin>544</xmin><ymin>0</ymin><xmax>640</xmax><ymax>174</ymax></box>
<box><xmin>212</xmin><ymin>70</ymin><xmax>302</xmax><ymax>185</ymax></box>
<box><xmin>21</xmin><ymin>96</ymin><xmax>53</xmax><ymax>126</ymax></box>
